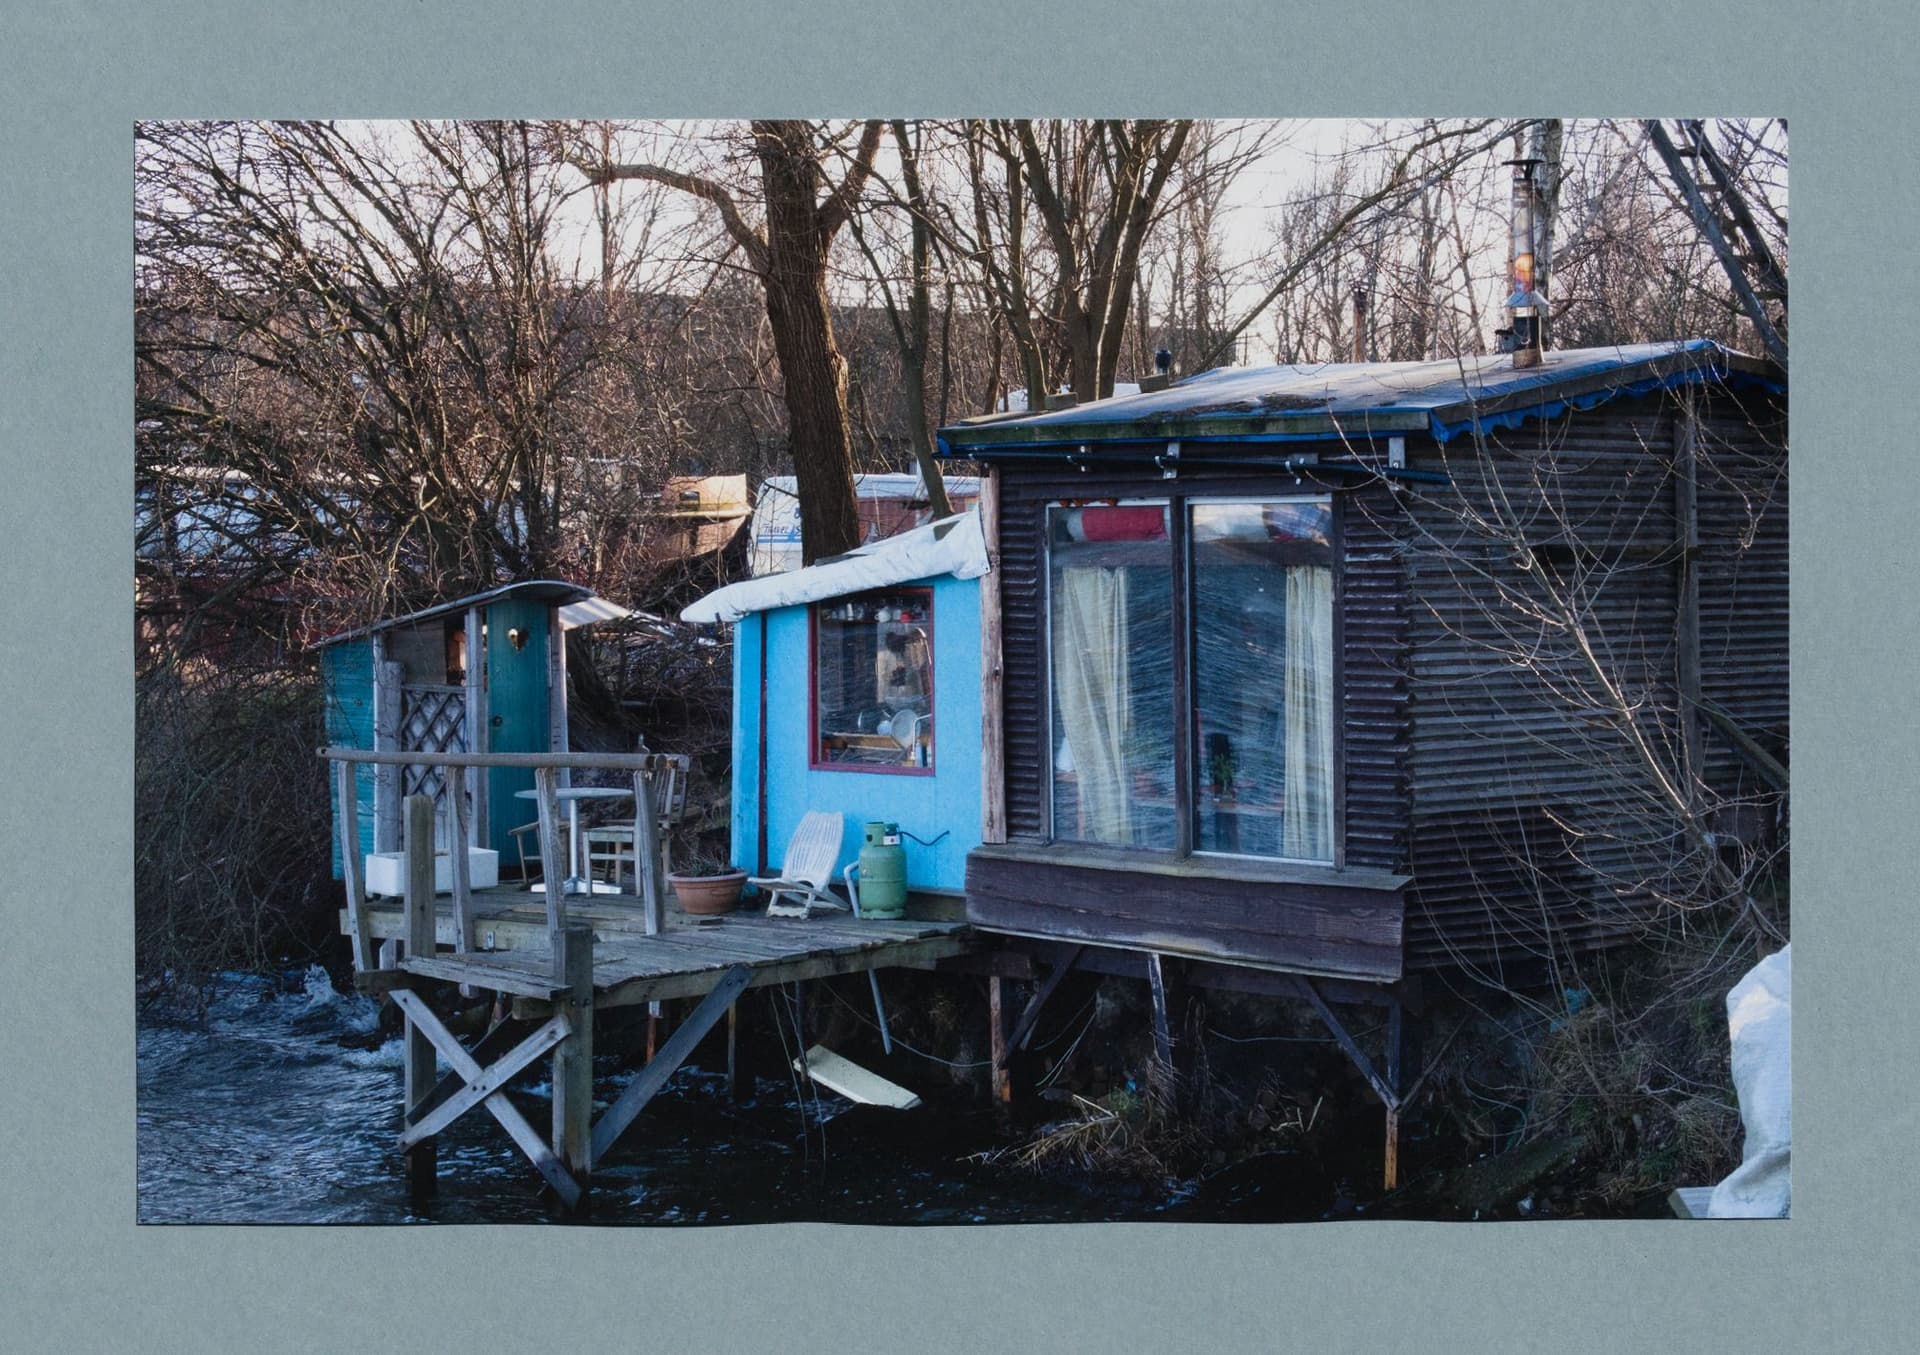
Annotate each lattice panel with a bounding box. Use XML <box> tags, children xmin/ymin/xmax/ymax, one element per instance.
<box><xmin>399</xmin><ymin>685</ymin><xmax>468</xmax><ymax>828</ymax></box>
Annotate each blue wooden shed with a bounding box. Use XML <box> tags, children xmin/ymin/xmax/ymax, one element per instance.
<box><xmin>316</xmin><ymin>579</ymin><xmax>629</xmax><ymax>875</ymax></box>
<box><xmin>683</xmin><ymin>511</ymin><xmax>990</xmax><ymax>899</ymax></box>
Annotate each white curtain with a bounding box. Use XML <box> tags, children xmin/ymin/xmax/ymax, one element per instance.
<box><xmin>1282</xmin><ymin>565</ymin><xmax>1334</xmax><ymax>861</ymax></box>
<box><xmin>1053</xmin><ymin>566</ymin><xmax>1132</xmax><ymax>843</ymax></box>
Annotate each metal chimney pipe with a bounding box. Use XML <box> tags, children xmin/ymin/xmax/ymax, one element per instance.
<box><xmin>1350</xmin><ymin>282</ymin><xmax>1370</xmax><ymax>363</ymax></box>
<box><xmin>1505</xmin><ymin>122</ymin><xmax>1551</xmax><ymax>368</ymax></box>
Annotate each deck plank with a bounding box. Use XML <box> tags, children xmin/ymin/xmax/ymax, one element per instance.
<box><xmin>368</xmin><ymin>890</ymin><xmax>978</xmax><ymax>1007</ymax></box>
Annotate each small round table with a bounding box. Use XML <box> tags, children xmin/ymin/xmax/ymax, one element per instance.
<box><xmin>514</xmin><ymin>786</ymin><xmax>632</xmax><ymax>896</ymax></box>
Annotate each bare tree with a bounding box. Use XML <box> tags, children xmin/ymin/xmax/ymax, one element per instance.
<box><xmin>921</xmin><ymin>119</ymin><xmax>1194</xmax><ymax>401</ymax></box>
<box><xmin>137</xmin><ymin>120</ymin><xmax>627</xmax><ymax>628</ymax></box>
<box><xmin>567</xmin><ymin>120</ymin><xmax>884</xmax><ymax>562</ymax></box>
<box><xmin>1239</xmin><ymin>121</ymin><xmax>1511</xmax><ymax>368</ymax></box>
<box><xmin>842</xmin><ymin>119</ymin><xmax>951</xmax><ymax>516</ymax></box>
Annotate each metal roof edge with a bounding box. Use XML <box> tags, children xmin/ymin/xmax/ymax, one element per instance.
<box><xmin>1427</xmin><ymin>343</ymin><xmax>1786</xmax><ymax>443</ymax></box>
<box><xmin>313</xmin><ymin>578</ymin><xmax>598</xmax><ymax>647</ymax></box>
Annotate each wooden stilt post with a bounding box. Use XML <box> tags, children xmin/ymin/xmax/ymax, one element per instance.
<box><xmin>989</xmin><ymin>975</ymin><xmax>1012</xmax><ymax>1106</ymax></box>
<box><xmin>533</xmin><ymin>765</ymin><xmax>568</xmax><ymax>951</ymax></box>
<box><xmin>552</xmin><ymin>923</ymin><xmax>595</xmax><ymax>1206</ymax></box>
<box><xmin>1384</xmin><ymin>1001</ymin><xmax>1404</xmax><ymax>1191</ymax></box>
<box><xmin>402</xmin><ymin>793</ymin><xmax>438</xmax><ymax>1201</ymax></box>
<box><xmin>726</xmin><ymin>1001</ymin><xmax>743</xmax><ymax>1103</ymax></box>
<box><xmin>1145</xmin><ymin>952</ymin><xmax>1181</xmax><ymax>1107</ymax></box>
<box><xmin>637</xmin><ymin>757</ymin><xmax>666</xmax><ymax>1058</ymax></box>
<box><xmin>449</xmin><ymin>772</ymin><xmax>474</xmax><ymax>955</ymax></box>
<box><xmin>336</xmin><ymin>759</ymin><xmax>373</xmax><ymax>972</ymax></box>
<box><xmin>631</xmin><ymin>763</ymin><xmax>665</xmax><ymax>936</ymax></box>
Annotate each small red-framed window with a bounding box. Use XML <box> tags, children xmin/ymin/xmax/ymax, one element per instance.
<box><xmin>808</xmin><ymin>586</ymin><xmax>935</xmax><ymax>775</ymax></box>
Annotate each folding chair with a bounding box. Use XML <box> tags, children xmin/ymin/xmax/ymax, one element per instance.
<box><xmin>748</xmin><ymin>810</ymin><xmax>848</xmax><ymax>918</ymax></box>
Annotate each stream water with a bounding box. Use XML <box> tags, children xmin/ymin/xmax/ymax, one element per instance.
<box><xmin>137</xmin><ymin>967</ymin><xmax>1353</xmax><ymax>1225</ymax></box>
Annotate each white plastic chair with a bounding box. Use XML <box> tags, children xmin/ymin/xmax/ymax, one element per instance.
<box><xmin>749</xmin><ymin>810</ymin><xmax>848</xmax><ymax>918</ymax></box>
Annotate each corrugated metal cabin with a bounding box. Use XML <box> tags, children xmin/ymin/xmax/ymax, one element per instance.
<box><xmin>317</xmin><ymin>580</ymin><xmax>630</xmax><ymax>871</ymax></box>
<box><xmin>936</xmin><ymin>339</ymin><xmax>1787</xmax><ymax>987</ymax></box>
<box><xmin>683</xmin><ymin>511</ymin><xmax>989</xmax><ymax>897</ymax></box>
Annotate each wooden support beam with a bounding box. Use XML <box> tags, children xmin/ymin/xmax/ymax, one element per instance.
<box><xmin>533</xmin><ymin>764</ymin><xmax>568</xmax><ymax>954</ymax></box>
<box><xmin>551</xmin><ymin>924</ymin><xmax>595</xmax><ymax>1184</ymax></box>
<box><xmin>1386</xmin><ymin>1001</ymin><xmax>1404</xmax><ymax>1097</ymax></box>
<box><xmin>988</xmin><ymin>974</ymin><xmax>1012</xmax><ymax>1105</ymax></box>
<box><xmin>1300</xmin><ymin>977</ymin><xmax>1397</xmax><ymax>1109</ymax></box>
<box><xmin>401</xmin><ymin>1013</ymin><xmax>570</xmax><ymax>1149</ymax></box>
<box><xmin>408</xmin><ymin>1016</ymin><xmax>532</xmax><ymax>1126</ymax></box>
<box><xmin>726</xmin><ymin>1001</ymin><xmax>743</xmax><ymax>1103</ymax></box>
<box><xmin>372</xmin><ymin>654</ymin><xmax>403</xmax><ymax>852</ymax></box>
<box><xmin>1008</xmin><ymin>945</ymin><xmax>1082</xmax><ymax>1053</ymax></box>
<box><xmin>389</xmin><ymin>989</ymin><xmax>580</xmax><ymax>1207</ymax></box>
<box><xmin>449</xmin><ymin>770</ymin><xmax>474</xmax><ymax>957</ymax></box>
<box><xmin>631</xmin><ymin>763</ymin><xmax>665</xmax><ymax>936</ymax></box>
<box><xmin>590</xmin><ymin>965</ymin><xmax>753</xmax><ymax>1164</ymax></box>
<box><xmin>1145</xmin><ymin>952</ymin><xmax>1177</xmax><ymax>1102</ymax></box>
<box><xmin>336</xmin><ymin>759</ymin><xmax>373</xmax><ymax>971</ymax></box>
<box><xmin>1384</xmin><ymin>1001</ymin><xmax>1405</xmax><ymax>1191</ymax></box>
<box><xmin>351</xmin><ymin>968</ymin><xmax>410</xmax><ymax>997</ymax></box>
<box><xmin>593</xmin><ymin>932</ymin><xmax>976</xmax><ymax>1008</ymax></box>
<box><xmin>402</xmin><ymin>793</ymin><xmax>439</xmax><ymax>1200</ymax></box>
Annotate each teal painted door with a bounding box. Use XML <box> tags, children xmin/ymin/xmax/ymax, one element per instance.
<box><xmin>484</xmin><ymin>599</ymin><xmax>551</xmax><ymax>857</ymax></box>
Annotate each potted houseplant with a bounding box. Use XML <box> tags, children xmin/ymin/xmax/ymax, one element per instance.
<box><xmin>668</xmin><ymin>846</ymin><xmax>747</xmax><ymax>916</ymax></box>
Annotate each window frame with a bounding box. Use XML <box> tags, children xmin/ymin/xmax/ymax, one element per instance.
<box><xmin>1040</xmin><ymin>492</ymin><xmax>1344</xmax><ymax>867</ymax></box>
<box><xmin>806</xmin><ymin>585</ymin><xmax>937</xmax><ymax>778</ymax></box>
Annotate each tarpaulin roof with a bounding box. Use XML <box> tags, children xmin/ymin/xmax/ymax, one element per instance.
<box><xmin>936</xmin><ymin>340</ymin><xmax>1781</xmax><ymax>456</ymax></box>
<box><xmin>682</xmin><ymin>509</ymin><xmax>989</xmax><ymax>625</ymax></box>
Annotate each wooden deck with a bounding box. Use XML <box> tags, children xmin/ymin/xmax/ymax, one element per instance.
<box><xmin>348</xmin><ymin>885</ymin><xmax>977</xmax><ymax>1008</ymax></box>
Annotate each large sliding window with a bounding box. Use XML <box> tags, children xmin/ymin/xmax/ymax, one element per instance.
<box><xmin>1048</xmin><ymin>503</ymin><xmax>1176</xmax><ymax>848</ymax></box>
<box><xmin>1046</xmin><ymin>496</ymin><xmax>1336</xmax><ymax>864</ymax></box>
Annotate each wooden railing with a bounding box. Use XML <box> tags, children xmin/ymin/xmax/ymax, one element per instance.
<box><xmin>320</xmin><ymin>747</ymin><xmax>673</xmax><ymax>978</ymax></box>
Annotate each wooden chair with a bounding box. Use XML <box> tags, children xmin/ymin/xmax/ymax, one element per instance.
<box><xmin>749</xmin><ymin>810</ymin><xmax>848</xmax><ymax>918</ymax></box>
<box><xmin>508</xmin><ymin>819</ymin><xmax>543</xmax><ymax>882</ymax></box>
<box><xmin>584</xmin><ymin>753</ymin><xmax>691</xmax><ymax>888</ymax></box>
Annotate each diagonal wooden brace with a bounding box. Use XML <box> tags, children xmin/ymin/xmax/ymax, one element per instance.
<box><xmin>400</xmin><ymin>1012</ymin><xmax>571</xmax><ymax>1148</ymax></box>
<box><xmin>590</xmin><ymin>964</ymin><xmax>753</xmax><ymax>1164</ymax></box>
<box><xmin>1009</xmin><ymin>944</ymin><xmax>1083</xmax><ymax>1052</ymax></box>
<box><xmin>390</xmin><ymin>988</ymin><xmax>581</xmax><ymax>1207</ymax></box>
<box><xmin>1299</xmin><ymin>977</ymin><xmax>1398</xmax><ymax>1110</ymax></box>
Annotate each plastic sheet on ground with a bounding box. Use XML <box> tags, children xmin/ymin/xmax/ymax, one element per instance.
<box><xmin>1709</xmin><ymin>943</ymin><xmax>1791</xmax><ymax>1218</ymax></box>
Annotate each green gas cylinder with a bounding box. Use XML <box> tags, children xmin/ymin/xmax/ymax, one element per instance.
<box><xmin>857</xmin><ymin>821</ymin><xmax>908</xmax><ymax>919</ymax></box>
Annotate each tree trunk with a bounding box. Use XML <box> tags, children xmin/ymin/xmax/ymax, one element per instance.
<box><xmin>762</xmin><ymin>258</ymin><xmax>861</xmax><ymax>564</ymax></box>
<box><xmin>756</xmin><ymin>123</ymin><xmax>863</xmax><ymax>563</ymax></box>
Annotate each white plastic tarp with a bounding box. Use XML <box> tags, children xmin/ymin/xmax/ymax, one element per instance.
<box><xmin>557</xmin><ymin>595</ymin><xmax>633</xmax><ymax>629</ymax></box>
<box><xmin>682</xmin><ymin>509</ymin><xmax>988</xmax><ymax>625</ymax></box>
<box><xmin>748</xmin><ymin>472</ymin><xmax>981</xmax><ymax>576</ymax></box>
<box><xmin>1709</xmin><ymin>943</ymin><xmax>1791</xmax><ymax>1217</ymax></box>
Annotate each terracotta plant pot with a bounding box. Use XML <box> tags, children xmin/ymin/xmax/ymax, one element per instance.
<box><xmin>670</xmin><ymin>869</ymin><xmax>746</xmax><ymax>915</ymax></box>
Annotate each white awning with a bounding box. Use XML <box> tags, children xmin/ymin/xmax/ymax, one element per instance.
<box><xmin>681</xmin><ymin>509</ymin><xmax>989</xmax><ymax>625</ymax></box>
<box><xmin>558</xmin><ymin>595</ymin><xmax>633</xmax><ymax>629</ymax></box>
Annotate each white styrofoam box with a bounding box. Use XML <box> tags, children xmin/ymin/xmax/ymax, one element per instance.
<box><xmin>365</xmin><ymin>848</ymin><xmax>499</xmax><ymax>897</ymax></box>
